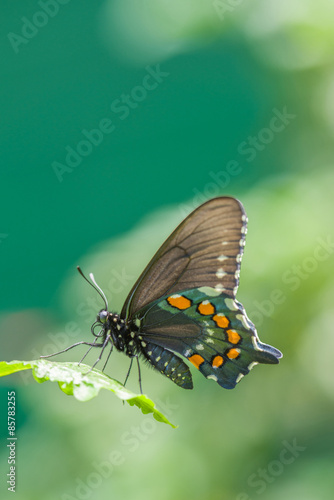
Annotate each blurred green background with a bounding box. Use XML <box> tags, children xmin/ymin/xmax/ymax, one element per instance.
<box><xmin>1</xmin><ymin>1</ymin><xmax>334</xmax><ymax>499</ymax></box>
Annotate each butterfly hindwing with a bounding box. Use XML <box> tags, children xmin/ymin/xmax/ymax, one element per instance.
<box><xmin>135</xmin><ymin>287</ymin><xmax>281</xmax><ymax>389</ymax></box>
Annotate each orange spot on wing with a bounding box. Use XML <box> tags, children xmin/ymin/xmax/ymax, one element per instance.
<box><xmin>167</xmin><ymin>295</ymin><xmax>191</xmax><ymax>310</ymax></box>
<box><xmin>188</xmin><ymin>354</ymin><xmax>205</xmax><ymax>370</ymax></box>
<box><xmin>227</xmin><ymin>348</ymin><xmax>240</xmax><ymax>359</ymax></box>
<box><xmin>212</xmin><ymin>355</ymin><xmax>224</xmax><ymax>368</ymax></box>
<box><xmin>198</xmin><ymin>301</ymin><xmax>215</xmax><ymax>315</ymax></box>
<box><xmin>226</xmin><ymin>329</ymin><xmax>241</xmax><ymax>344</ymax></box>
<box><xmin>212</xmin><ymin>314</ymin><xmax>229</xmax><ymax>329</ymax></box>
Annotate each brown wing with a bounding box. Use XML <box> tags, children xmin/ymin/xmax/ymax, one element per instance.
<box><xmin>121</xmin><ymin>197</ymin><xmax>247</xmax><ymax>319</ymax></box>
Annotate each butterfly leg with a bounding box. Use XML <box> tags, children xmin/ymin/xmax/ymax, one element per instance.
<box><xmin>84</xmin><ymin>334</ymin><xmax>111</xmax><ymax>374</ymax></box>
<box><xmin>123</xmin><ymin>356</ymin><xmax>143</xmax><ymax>394</ymax></box>
<box><xmin>78</xmin><ymin>337</ymin><xmax>104</xmax><ymax>365</ymax></box>
<box><xmin>40</xmin><ymin>340</ymin><xmax>104</xmax><ymax>359</ymax></box>
<box><xmin>122</xmin><ymin>357</ymin><xmax>134</xmax><ymax>406</ymax></box>
<box><xmin>102</xmin><ymin>343</ymin><xmax>113</xmax><ymax>372</ymax></box>
<box><xmin>136</xmin><ymin>355</ymin><xmax>143</xmax><ymax>394</ymax></box>
<box><xmin>123</xmin><ymin>357</ymin><xmax>134</xmax><ymax>388</ymax></box>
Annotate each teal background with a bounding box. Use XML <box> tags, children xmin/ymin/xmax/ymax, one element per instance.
<box><xmin>1</xmin><ymin>1</ymin><xmax>334</xmax><ymax>499</ymax></box>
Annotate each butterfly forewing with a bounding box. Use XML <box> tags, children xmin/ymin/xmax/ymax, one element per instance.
<box><xmin>121</xmin><ymin>197</ymin><xmax>247</xmax><ymax>319</ymax></box>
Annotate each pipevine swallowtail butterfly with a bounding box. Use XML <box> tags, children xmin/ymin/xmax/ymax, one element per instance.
<box><xmin>43</xmin><ymin>197</ymin><xmax>282</xmax><ymax>390</ymax></box>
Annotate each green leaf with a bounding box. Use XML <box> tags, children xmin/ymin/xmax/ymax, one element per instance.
<box><xmin>0</xmin><ymin>360</ymin><xmax>177</xmax><ymax>428</ymax></box>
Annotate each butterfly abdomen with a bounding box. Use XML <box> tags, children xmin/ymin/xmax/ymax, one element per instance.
<box><xmin>139</xmin><ymin>342</ymin><xmax>193</xmax><ymax>389</ymax></box>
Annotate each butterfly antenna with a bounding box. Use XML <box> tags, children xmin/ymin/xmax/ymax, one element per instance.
<box><xmin>77</xmin><ymin>266</ymin><xmax>108</xmax><ymax>310</ymax></box>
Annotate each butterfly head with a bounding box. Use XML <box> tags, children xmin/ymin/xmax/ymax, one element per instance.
<box><xmin>97</xmin><ymin>309</ymin><xmax>109</xmax><ymax>324</ymax></box>
<box><xmin>91</xmin><ymin>309</ymin><xmax>114</xmax><ymax>341</ymax></box>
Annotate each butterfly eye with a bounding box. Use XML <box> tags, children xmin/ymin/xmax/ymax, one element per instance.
<box><xmin>98</xmin><ymin>310</ymin><xmax>108</xmax><ymax>323</ymax></box>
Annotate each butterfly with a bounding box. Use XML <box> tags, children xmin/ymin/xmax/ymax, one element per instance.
<box><xmin>43</xmin><ymin>197</ymin><xmax>282</xmax><ymax>390</ymax></box>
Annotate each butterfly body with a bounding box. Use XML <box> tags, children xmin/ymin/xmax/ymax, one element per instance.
<box><xmin>96</xmin><ymin>312</ymin><xmax>132</xmax><ymax>355</ymax></box>
<box><xmin>96</xmin><ymin>310</ymin><xmax>193</xmax><ymax>388</ymax></box>
<box><xmin>88</xmin><ymin>197</ymin><xmax>282</xmax><ymax>390</ymax></box>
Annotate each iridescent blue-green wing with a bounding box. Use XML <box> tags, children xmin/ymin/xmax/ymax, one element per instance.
<box><xmin>121</xmin><ymin>197</ymin><xmax>246</xmax><ymax>320</ymax></box>
<box><xmin>136</xmin><ymin>288</ymin><xmax>282</xmax><ymax>389</ymax></box>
